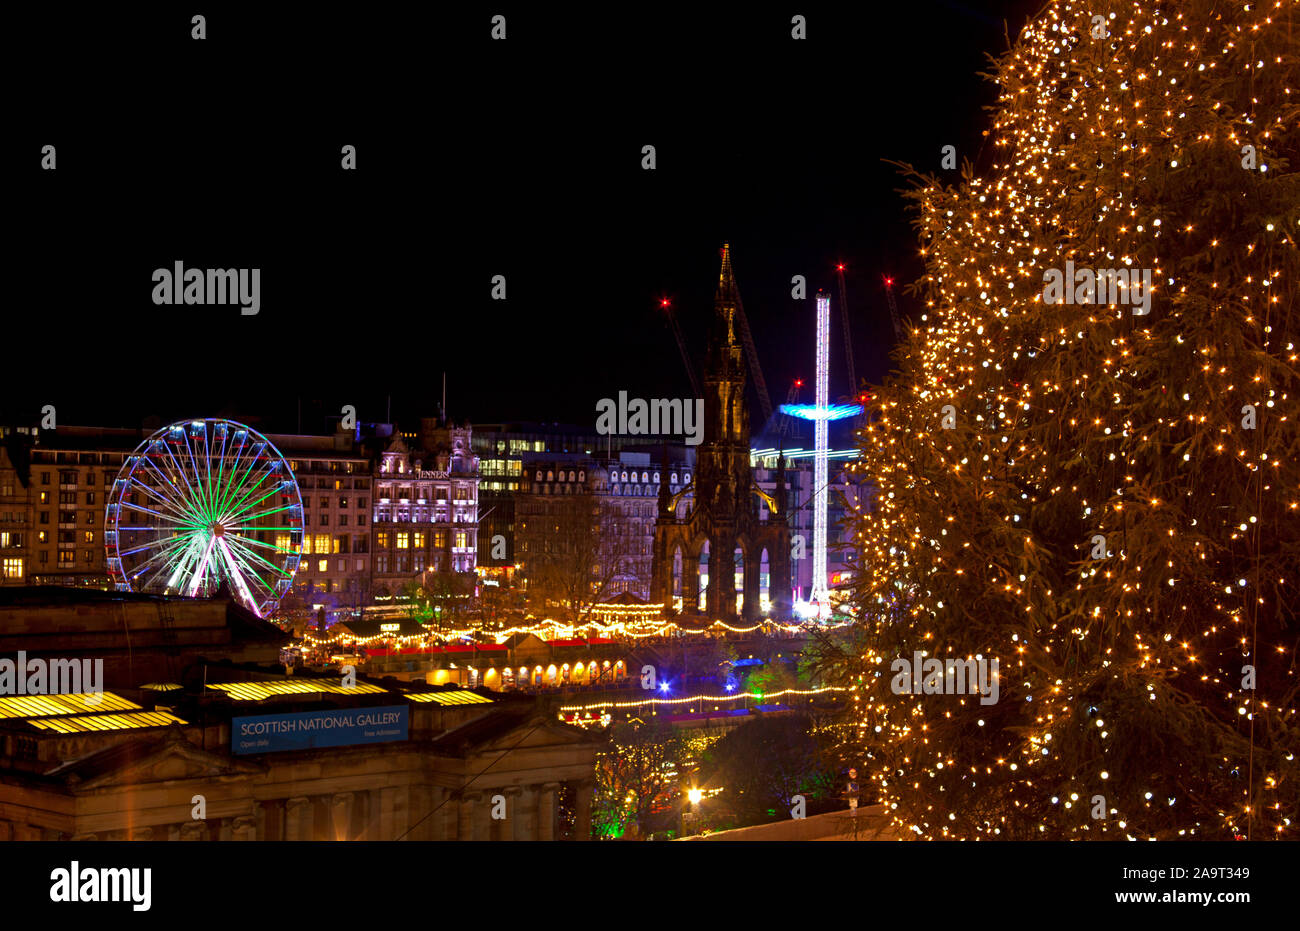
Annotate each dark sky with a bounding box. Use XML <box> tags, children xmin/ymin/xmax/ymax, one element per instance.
<box><xmin>7</xmin><ymin>2</ymin><xmax>1043</xmax><ymax>435</ymax></box>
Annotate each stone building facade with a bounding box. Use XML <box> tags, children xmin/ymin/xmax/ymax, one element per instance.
<box><xmin>370</xmin><ymin>421</ymin><xmax>480</xmax><ymax>599</ymax></box>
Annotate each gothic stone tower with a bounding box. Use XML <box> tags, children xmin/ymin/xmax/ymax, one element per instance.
<box><xmin>651</xmin><ymin>244</ymin><xmax>793</xmax><ymax>621</ymax></box>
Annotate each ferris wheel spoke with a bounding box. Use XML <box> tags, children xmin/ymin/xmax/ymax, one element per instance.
<box><xmin>218</xmin><ymin>436</ymin><xmax>271</xmax><ymax>512</ymax></box>
<box><xmin>215</xmin><ymin>459</ymin><xmax>275</xmax><ymax>521</ymax></box>
<box><xmin>119</xmin><ymin>499</ymin><xmax>203</xmax><ymax>529</ymax></box>
<box><xmin>135</xmin><ymin>455</ymin><xmax>205</xmax><ymax>522</ymax></box>
<box><xmin>183</xmin><ymin>534</ymin><xmax>220</xmax><ymax>596</ymax></box>
<box><xmin>166</xmin><ymin>532</ymin><xmax>212</xmax><ymax>593</ymax></box>
<box><xmin>229</xmin><ymin>503</ymin><xmax>297</xmax><ymax>527</ymax></box>
<box><xmin>181</xmin><ymin>429</ymin><xmax>214</xmax><ymax>520</ymax></box>
<box><xmin>213</xmin><ymin>430</ymin><xmax>255</xmax><ymax>518</ymax></box>
<box><xmin>118</xmin><ymin>531</ymin><xmax>202</xmax><ymax>560</ymax></box>
<box><xmin>215</xmin><ymin>538</ymin><xmax>263</xmax><ymax>611</ymax></box>
<box><xmin>212</xmin><ymin>425</ymin><xmax>231</xmax><ymax>519</ymax></box>
<box><xmin>201</xmin><ymin>430</ymin><xmax>219</xmax><ymax>523</ymax></box>
<box><xmin>126</xmin><ymin>479</ymin><xmax>205</xmax><ymax>526</ymax></box>
<box><xmin>217</xmin><ymin>462</ymin><xmax>280</xmax><ymax>524</ymax></box>
<box><xmin>223</xmin><ymin>533</ymin><xmax>293</xmax><ymax>580</ymax></box>
<box><xmin>221</xmin><ymin>481</ymin><xmax>285</xmax><ymax>526</ymax></box>
<box><xmin>226</xmin><ymin>534</ymin><xmax>295</xmax><ymax>555</ymax></box>
<box><xmin>132</xmin><ymin>535</ymin><xmax>206</xmax><ymax>588</ymax></box>
<box><xmin>127</xmin><ymin>544</ymin><xmax>204</xmax><ymax>589</ymax></box>
<box><xmin>158</xmin><ymin>441</ymin><xmax>205</xmax><ymax>520</ymax></box>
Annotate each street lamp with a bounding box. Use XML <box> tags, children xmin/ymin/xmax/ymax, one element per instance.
<box><xmin>683</xmin><ymin>787</ymin><xmax>702</xmax><ymax>838</ymax></box>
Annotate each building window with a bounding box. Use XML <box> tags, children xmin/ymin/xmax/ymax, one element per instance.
<box><xmin>320</xmin><ymin>514</ymin><xmax>329</xmax><ymax>526</ymax></box>
<box><xmin>1</xmin><ymin>558</ymin><xmax>22</xmax><ymax>579</ymax></box>
<box><xmin>37</xmin><ymin>531</ymin><xmax>47</xmax><ymax>543</ymax></box>
<box><xmin>39</xmin><ymin>492</ymin><xmax>49</xmax><ymax>504</ymax></box>
<box><xmin>355</xmin><ymin>559</ymin><xmax>364</xmax><ymax>572</ymax></box>
<box><xmin>455</xmin><ymin>531</ymin><xmax>467</xmax><ymax>549</ymax></box>
<box><xmin>376</xmin><ymin>531</ymin><xmax>390</xmax><ymax>549</ymax></box>
<box><xmin>318</xmin><ymin>559</ymin><xmax>328</xmax><ymax>573</ymax></box>
<box><xmin>375</xmin><ymin>554</ymin><xmax>388</xmax><ymax>573</ymax></box>
<box><xmin>83</xmin><ymin>531</ymin><xmax>93</xmax><ymax>544</ymax></box>
<box><xmin>358</xmin><ymin>498</ymin><xmax>367</xmax><ymax>510</ymax></box>
<box><xmin>315</xmin><ymin>533</ymin><xmax>331</xmax><ymax>554</ymax></box>
<box><xmin>340</xmin><ymin>498</ymin><xmax>348</xmax><ymax>509</ymax></box>
<box><xmin>41</xmin><ymin>473</ymin><xmax>50</xmax><ymax>485</ymax></box>
<box><xmin>413</xmin><ymin>531</ymin><xmax>425</xmax><ymax>548</ymax></box>
<box><xmin>339</xmin><ymin>514</ymin><xmax>348</xmax><ymax>526</ymax></box>
<box><xmin>397</xmin><ymin>532</ymin><xmax>409</xmax><ymax>549</ymax></box>
<box><xmin>434</xmin><ymin>531</ymin><xmax>446</xmax><ymax>548</ymax></box>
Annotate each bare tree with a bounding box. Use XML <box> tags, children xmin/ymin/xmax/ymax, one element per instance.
<box><xmin>521</xmin><ymin>490</ymin><xmax>639</xmax><ymax>623</ymax></box>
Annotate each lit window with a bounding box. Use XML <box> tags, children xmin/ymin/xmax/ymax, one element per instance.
<box><xmin>377</xmin><ymin>531</ymin><xmax>390</xmax><ymax>549</ymax></box>
<box><xmin>318</xmin><ymin>559</ymin><xmax>328</xmax><ymax>572</ymax></box>
<box><xmin>413</xmin><ymin>532</ymin><xmax>425</xmax><ymax>548</ymax></box>
<box><xmin>315</xmin><ymin>533</ymin><xmax>330</xmax><ymax>554</ymax></box>
<box><xmin>1</xmin><ymin>558</ymin><xmax>22</xmax><ymax>579</ymax></box>
<box><xmin>397</xmin><ymin>532</ymin><xmax>409</xmax><ymax>549</ymax></box>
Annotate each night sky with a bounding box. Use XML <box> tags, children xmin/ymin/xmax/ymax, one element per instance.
<box><xmin>8</xmin><ymin>2</ymin><xmax>1043</xmax><ymax>435</ymax></box>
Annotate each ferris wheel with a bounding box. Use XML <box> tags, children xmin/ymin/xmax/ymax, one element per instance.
<box><xmin>105</xmin><ymin>419</ymin><xmax>303</xmax><ymax>617</ymax></box>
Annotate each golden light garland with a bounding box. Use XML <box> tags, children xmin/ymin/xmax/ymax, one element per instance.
<box><xmin>841</xmin><ymin>0</ymin><xmax>1297</xmax><ymax>841</ymax></box>
<box><xmin>559</xmin><ymin>686</ymin><xmax>850</xmax><ymax>713</ymax></box>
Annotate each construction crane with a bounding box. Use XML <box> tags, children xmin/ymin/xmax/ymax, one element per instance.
<box><xmin>778</xmin><ymin>377</ymin><xmax>803</xmax><ymax>439</ymax></box>
<box><xmin>835</xmin><ymin>263</ymin><xmax>858</xmax><ymax>396</ymax></box>
<box><xmin>660</xmin><ymin>298</ymin><xmax>700</xmax><ymax>397</ymax></box>
<box><xmin>732</xmin><ymin>284</ymin><xmax>774</xmax><ymax>424</ymax></box>
<box><xmin>882</xmin><ymin>274</ymin><xmax>905</xmax><ymax>341</ymax></box>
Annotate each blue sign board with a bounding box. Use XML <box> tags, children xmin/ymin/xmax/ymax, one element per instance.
<box><xmin>232</xmin><ymin>705</ymin><xmax>408</xmax><ymax>755</ymax></box>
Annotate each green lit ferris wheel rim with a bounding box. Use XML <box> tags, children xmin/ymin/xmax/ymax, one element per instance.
<box><xmin>104</xmin><ymin>418</ymin><xmax>303</xmax><ymax>617</ymax></box>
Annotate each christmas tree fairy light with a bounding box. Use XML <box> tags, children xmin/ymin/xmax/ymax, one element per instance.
<box><xmin>838</xmin><ymin>0</ymin><xmax>1297</xmax><ymax>841</ymax></box>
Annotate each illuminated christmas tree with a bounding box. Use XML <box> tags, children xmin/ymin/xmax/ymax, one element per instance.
<box><xmin>844</xmin><ymin>0</ymin><xmax>1298</xmax><ymax>839</ymax></box>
